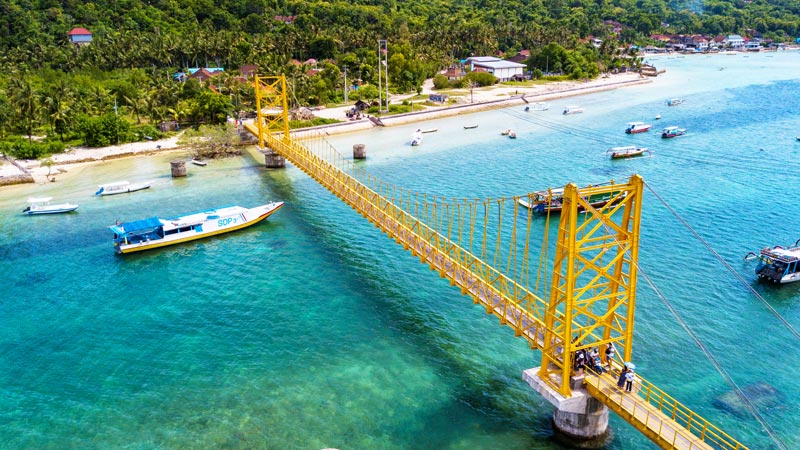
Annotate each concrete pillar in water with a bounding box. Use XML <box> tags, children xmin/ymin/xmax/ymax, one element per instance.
<box><xmin>353</xmin><ymin>143</ymin><xmax>366</xmax><ymax>159</ymax></box>
<box><xmin>170</xmin><ymin>159</ymin><xmax>187</xmax><ymax>177</ymax></box>
<box><xmin>522</xmin><ymin>367</ymin><xmax>610</xmax><ymax>447</ymax></box>
<box><xmin>259</xmin><ymin>146</ymin><xmax>285</xmax><ymax>168</ymax></box>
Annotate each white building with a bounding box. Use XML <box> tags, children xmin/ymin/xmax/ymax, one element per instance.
<box><xmin>724</xmin><ymin>34</ymin><xmax>744</xmax><ymax>48</ymax></box>
<box><xmin>464</xmin><ymin>57</ymin><xmax>526</xmax><ymax>81</ymax></box>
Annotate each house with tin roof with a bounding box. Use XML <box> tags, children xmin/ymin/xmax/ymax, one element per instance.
<box><xmin>464</xmin><ymin>57</ymin><xmax>526</xmax><ymax>81</ymax></box>
<box><xmin>68</xmin><ymin>27</ymin><xmax>92</xmax><ymax>46</ymax></box>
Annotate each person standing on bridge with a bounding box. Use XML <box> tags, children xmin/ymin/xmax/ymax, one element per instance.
<box><xmin>625</xmin><ymin>369</ymin><xmax>636</xmax><ymax>392</ymax></box>
<box><xmin>617</xmin><ymin>366</ymin><xmax>628</xmax><ymax>390</ymax></box>
<box><xmin>604</xmin><ymin>343</ymin><xmax>616</xmax><ymax>370</ymax></box>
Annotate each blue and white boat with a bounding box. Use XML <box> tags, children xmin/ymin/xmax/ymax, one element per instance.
<box><xmin>22</xmin><ymin>197</ymin><xmax>79</xmax><ymax>215</ymax></box>
<box><xmin>745</xmin><ymin>243</ymin><xmax>800</xmax><ymax>284</ymax></box>
<box><xmin>109</xmin><ymin>202</ymin><xmax>284</xmax><ymax>254</ymax></box>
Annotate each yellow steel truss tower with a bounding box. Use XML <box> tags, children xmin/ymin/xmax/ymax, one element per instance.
<box><xmin>539</xmin><ymin>177</ymin><xmax>644</xmax><ymax>397</ymax></box>
<box><xmin>254</xmin><ymin>75</ymin><xmax>290</xmax><ymax>147</ymax></box>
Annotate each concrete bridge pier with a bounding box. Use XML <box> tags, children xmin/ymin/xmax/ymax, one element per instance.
<box><xmin>259</xmin><ymin>146</ymin><xmax>285</xmax><ymax>168</ymax></box>
<box><xmin>523</xmin><ymin>368</ymin><xmax>610</xmax><ymax>447</ymax></box>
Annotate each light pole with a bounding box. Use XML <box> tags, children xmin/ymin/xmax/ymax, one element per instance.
<box><xmin>378</xmin><ymin>39</ymin><xmax>388</xmax><ymax>112</ymax></box>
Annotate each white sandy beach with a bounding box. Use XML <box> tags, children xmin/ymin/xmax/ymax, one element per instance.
<box><xmin>0</xmin><ymin>71</ymin><xmax>650</xmax><ymax>184</ymax></box>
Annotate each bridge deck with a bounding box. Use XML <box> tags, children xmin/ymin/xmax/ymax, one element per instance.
<box><xmin>584</xmin><ymin>372</ymin><xmax>713</xmax><ymax>450</ymax></box>
<box><xmin>245</xmin><ymin>121</ymin><xmax>747</xmax><ymax>450</ymax></box>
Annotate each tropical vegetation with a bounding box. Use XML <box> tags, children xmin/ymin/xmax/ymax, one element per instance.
<box><xmin>0</xmin><ymin>0</ymin><xmax>796</xmax><ymax>158</ymax></box>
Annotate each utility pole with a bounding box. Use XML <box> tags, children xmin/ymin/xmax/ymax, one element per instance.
<box><xmin>344</xmin><ymin>66</ymin><xmax>348</xmax><ymax>104</ymax></box>
<box><xmin>378</xmin><ymin>39</ymin><xmax>388</xmax><ymax>112</ymax></box>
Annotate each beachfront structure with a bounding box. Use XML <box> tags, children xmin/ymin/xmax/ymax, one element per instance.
<box><xmin>67</xmin><ymin>27</ymin><xmax>92</xmax><ymax>46</ymax></box>
<box><xmin>724</xmin><ymin>34</ymin><xmax>745</xmax><ymax>48</ymax></box>
<box><xmin>464</xmin><ymin>56</ymin><xmax>526</xmax><ymax>81</ymax></box>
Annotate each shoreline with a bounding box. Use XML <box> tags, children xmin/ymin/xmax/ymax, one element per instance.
<box><xmin>0</xmin><ymin>72</ymin><xmax>652</xmax><ymax>185</ymax></box>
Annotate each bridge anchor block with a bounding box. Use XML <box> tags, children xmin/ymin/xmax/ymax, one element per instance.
<box><xmin>522</xmin><ymin>368</ymin><xmax>610</xmax><ymax>447</ymax></box>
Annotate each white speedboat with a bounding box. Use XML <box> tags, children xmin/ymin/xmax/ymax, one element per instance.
<box><xmin>22</xmin><ymin>197</ymin><xmax>79</xmax><ymax>215</ymax></box>
<box><xmin>109</xmin><ymin>202</ymin><xmax>284</xmax><ymax>254</ymax></box>
<box><xmin>524</xmin><ymin>102</ymin><xmax>549</xmax><ymax>111</ymax></box>
<box><xmin>95</xmin><ymin>180</ymin><xmax>151</xmax><ymax>196</ymax></box>
<box><xmin>410</xmin><ymin>129</ymin><xmax>423</xmax><ymax>146</ymax></box>
<box><xmin>624</xmin><ymin>122</ymin><xmax>652</xmax><ymax>134</ymax></box>
<box><xmin>563</xmin><ymin>105</ymin><xmax>584</xmax><ymax>115</ymax></box>
<box><xmin>191</xmin><ymin>159</ymin><xmax>207</xmax><ymax>166</ymax></box>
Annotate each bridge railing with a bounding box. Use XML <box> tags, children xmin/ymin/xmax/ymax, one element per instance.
<box><xmin>249</xmin><ymin>124</ymin><xmax>748</xmax><ymax>450</ymax></box>
<box><xmin>584</xmin><ymin>369</ymin><xmax>747</xmax><ymax>450</ymax></box>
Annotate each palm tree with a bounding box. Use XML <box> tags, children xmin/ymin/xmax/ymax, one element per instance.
<box><xmin>9</xmin><ymin>78</ymin><xmax>39</xmax><ymax>143</ymax></box>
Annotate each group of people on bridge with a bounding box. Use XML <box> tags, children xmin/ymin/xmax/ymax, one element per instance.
<box><xmin>573</xmin><ymin>342</ymin><xmax>638</xmax><ymax>393</ymax></box>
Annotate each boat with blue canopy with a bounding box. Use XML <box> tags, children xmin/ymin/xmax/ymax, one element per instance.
<box><xmin>109</xmin><ymin>202</ymin><xmax>284</xmax><ymax>254</ymax></box>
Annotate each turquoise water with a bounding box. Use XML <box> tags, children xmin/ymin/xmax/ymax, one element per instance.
<box><xmin>3</xmin><ymin>52</ymin><xmax>800</xmax><ymax>449</ymax></box>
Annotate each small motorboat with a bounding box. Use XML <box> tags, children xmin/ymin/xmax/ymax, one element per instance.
<box><xmin>95</xmin><ymin>180</ymin><xmax>151</xmax><ymax>196</ymax></box>
<box><xmin>508</xmin><ymin>130</ymin><xmax>517</xmax><ymax>139</ymax></box>
<box><xmin>563</xmin><ymin>105</ymin><xmax>584</xmax><ymax>115</ymax></box>
<box><xmin>410</xmin><ymin>129</ymin><xmax>423</xmax><ymax>146</ymax></box>
<box><xmin>655</xmin><ymin>114</ymin><xmax>662</xmax><ymax>120</ymax></box>
<box><xmin>463</xmin><ymin>124</ymin><xmax>479</xmax><ymax>129</ymax></box>
<box><xmin>191</xmin><ymin>159</ymin><xmax>208</xmax><ymax>166</ymax></box>
<box><xmin>607</xmin><ymin>146</ymin><xmax>651</xmax><ymax>159</ymax></box>
<box><xmin>501</xmin><ymin>129</ymin><xmax>511</xmax><ymax>136</ymax></box>
<box><xmin>661</xmin><ymin>126</ymin><xmax>687</xmax><ymax>139</ymax></box>
<box><xmin>22</xmin><ymin>197</ymin><xmax>79</xmax><ymax>215</ymax></box>
<box><xmin>624</xmin><ymin>122</ymin><xmax>652</xmax><ymax>134</ymax></box>
<box><xmin>666</xmin><ymin>98</ymin><xmax>685</xmax><ymax>107</ymax></box>
<box><xmin>421</xmin><ymin>128</ymin><xmax>438</xmax><ymax>133</ymax></box>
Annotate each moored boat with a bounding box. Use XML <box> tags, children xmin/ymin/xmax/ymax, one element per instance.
<box><xmin>109</xmin><ymin>202</ymin><xmax>284</xmax><ymax>254</ymax></box>
<box><xmin>747</xmin><ymin>243</ymin><xmax>800</xmax><ymax>283</ymax></box>
<box><xmin>508</xmin><ymin>130</ymin><xmax>517</xmax><ymax>139</ymax></box>
<box><xmin>421</xmin><ymin>128</ymin><xmax>438</xmax><ymax>133</ymax></box>
<box><xmin>95</xmin><ymin>180</ymin><xmax>151</xmax><ymax>196</ymax></box>
<box><xmin>501</xmin><ymin>128</ymin><xmax>511</xmax><ymax>136</ymax></box>
<box><xmin>666</xmin><ymin>98</ymin><xmax>685</xmax><ymax>107</ymax></box>
<box><xmin>411</xmin><ymin>129</ymin><xmax>423</xmax><ymax>146</ymax></box>
<box><xmin>22</xmin><ymin>197</ymin><xmax>79</xmax><ymax>215</ymax></box>
<box><xmin>625</xmin><ymin>121</ymin><xmax>652</xmax><ymax>134</ymax></box>
<box><xmin>517</xmin><ymin>186</ymin><xmax>624</xmax><ymax>213</ymax></box>
<box><xmin>563</xmin><ymin>105</ymin><xmax>584</xmax><ymax>115</ymax></box>
<box><xmin>191</xmin><ymin>159</ymin><xmax>208</xmax><ymax>166</ymax></box>
<box><xmin>607</xmin><ymin>146</ymin><xmax>651</xmax><ymax>159</ymax></box>
<box><xmin>524</xmin><ymin>102</ymin><xmax>550</xmax><ymax>112</ymax></box>
<box><xmin>463</xmin><ymin>124</ymin><xmax>479</xmax><ymax>129</ymax></box>
<box><xmin>661</xmin><ymin>126</ymin><xmax>687</xmax><ymax>138</ymax></box>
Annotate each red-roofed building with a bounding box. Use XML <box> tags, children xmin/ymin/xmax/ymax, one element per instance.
<box><xmin>239</xmin><ymin>65</ymin><xmax>258</xmax><ymax>79</ymax></box>
<box><xmin>189</xmin><ymin>68</ymin><xmax>222</xmax><ymax>83</ymax></box>
<box><xmin>68</xmin><ymin>27</ymin><xmax>92</xmax><ymax>46</ymax></box>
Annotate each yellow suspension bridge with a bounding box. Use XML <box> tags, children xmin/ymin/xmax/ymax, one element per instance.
<box><xmin>245</xmin><ymin>75</ymin><xmax>748</xmax><ymax>450</ymax></box>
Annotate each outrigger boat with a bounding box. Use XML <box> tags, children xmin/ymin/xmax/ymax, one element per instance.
<box><xmin>22</xmin><ymin>197</ymin><xmax>79</xmax><ymax>215</ymax></box>
<box><xmin>109</xmin><ymin>202</ymin><xmax>284</xmax><ymax>254</ymax></box>
<box><xmin>666</xmin><ymin>98</ymin><xmax>685</xmax><ymax>106</ymax></box>
<box><xmin>95</xmin><ymin>180</ymin><xmax>151</xmax><ymax>196</ymax></box>
<box><xmin>563</xmin><ymin>105</ymin><xmax>584</xmax><ymax>115</ymax></box>
<box><xmin>746</xmin><ymin>242</ymin><xmax>800</xmax><ymax>283</ymax></box>
<box><xmin>518</xmin><ymin>186</ymin><xmax>624</xmax><ymax>213</ymax></box>
<box><xmin>661</xmin><ymin>126</ymin><xmax>686</xmax><ymax>139</ymax></box>
<box><xmin>607</xmin><ymin>145</ymin><xmax>651</xmax><ymax>159</ymax></box>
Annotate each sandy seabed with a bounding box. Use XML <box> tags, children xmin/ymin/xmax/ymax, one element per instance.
<box><xmin>0</xmin><ymin>72</ymin><xmax>651</xmax><ymax>184</ymax></box>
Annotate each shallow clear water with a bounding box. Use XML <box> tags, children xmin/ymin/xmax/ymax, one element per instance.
<box><xmin>2</xmin><ymin>52</ymin><xmax>800</xmax><ymax>449</ymax></box>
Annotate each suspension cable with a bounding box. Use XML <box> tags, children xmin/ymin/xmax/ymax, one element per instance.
<box><xmin>583</xmin><ymin>187</ymin><xmax>790</xmax><ymax>450</ymax></box>
<box><xmin>645</xmin><ymin>182</ymin><xmax>800</xmax><ymax>341</ymax></box>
